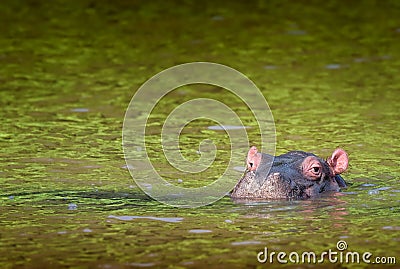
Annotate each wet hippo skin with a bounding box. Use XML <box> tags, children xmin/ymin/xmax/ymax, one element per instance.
<box><xmin>231</xmin><ymin>146</ymin><xmax>349</xmax><ymax>199</ymax></box>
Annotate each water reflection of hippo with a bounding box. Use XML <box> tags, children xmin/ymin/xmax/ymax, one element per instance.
<box><xmin>231</xmin><ymin>146</ymin><xmax>349</xmax><ymax>200</ymax></box>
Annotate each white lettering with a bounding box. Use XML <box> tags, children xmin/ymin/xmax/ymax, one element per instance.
<box><xmin>270</xmin><ymin>251</ymin><xmax>276</xmax><ymax>263</ymax></box>
<box><xmin>318</xmin><ymin>251</ymin><xmax>328</xmax><ymax>263</ymax></box>
<box><xmin>256</xmin><ymin>242</ymin><xmax>389</xmax><ymax>265</ymax></box>
<box><xmin>345</xmin><ymin>252</ymin><xmax>360</xmax><ymax>263</ymax></box>
<box><xmin>328</xmin><ymin>249</ymin><xmax>338</xmax><ymax>263</ymax></box>
<box><xmin>277</xmin><ymin>252</ymin><xmax>287</xmax><ymax>264</ymax></box>
<box><xmin>257</xmin><ymin>247</ymin><xmax>268</xmax><ymax>263</ymax></box>
<box><xmin>302</xmin><ymin>252</ymin><xmax>316</xmax><ymax>263</ymax></box>
<box><xmin>362</xmin><ymin>252</ymin><xmax>372</xmax><ymax>263</ymax></box>
<box><xmin>289</xmin><ymin>252</ymin><xmax>299</xmax><ymax>263</ymax></box>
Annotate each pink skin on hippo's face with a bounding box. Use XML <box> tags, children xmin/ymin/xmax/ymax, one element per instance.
<box><xmin>247</xmin><ymin>147</ymin><xmax>348</xmax><ymax>178</ymax></box>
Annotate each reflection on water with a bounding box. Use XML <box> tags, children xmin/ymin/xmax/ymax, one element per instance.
<box><xmin>108</xmin><ymin>215</ymin><xmax>184</xmax><ymax>223</ymax></box>
<box><xmin>1</xmin><ymin>0</ymin><xmax>399</xmax><ymax>268</ymax></box>
<box><xmin>207</xmin><ymin>125</ymin><xmax>250</xmax><ymax>130</ymax></box>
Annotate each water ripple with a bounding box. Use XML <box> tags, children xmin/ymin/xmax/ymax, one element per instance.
<box><xmin>108</xmin><ymin>215</ymin><xmax>184</xmax><ymax>223</ymax></box>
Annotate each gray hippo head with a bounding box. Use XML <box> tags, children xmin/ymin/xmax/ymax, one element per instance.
<box><xmin>231</xmin><ymin>146</ymin><xmax>349</xmax><ymax>200</ymax></box>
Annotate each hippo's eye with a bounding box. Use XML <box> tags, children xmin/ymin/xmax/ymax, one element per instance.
<box><xmin>302</xmin><ymin>156</ymin><xmax>323</xmax><ymax>180</ymax></box>
<box><xmin>312</xmin><ymin>167</ymin><xmax>320</xmax><ymax>173</ymax></box>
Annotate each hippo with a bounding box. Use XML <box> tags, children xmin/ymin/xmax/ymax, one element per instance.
<box><xmin>231</xmin><ymin>146</ymin><xmax>349</xmax><ymax>200</ymax></box>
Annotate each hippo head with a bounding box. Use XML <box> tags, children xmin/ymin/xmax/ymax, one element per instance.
<box><xmin>231</xmin><ymin>146</ymin><xmax>349</xmax><ymax>200</ymax></box>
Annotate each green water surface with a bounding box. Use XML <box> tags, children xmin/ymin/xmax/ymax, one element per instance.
<box><xmin>1</xmin><ymin>1</ymin><xmax>399</xmax><ymax>268</ymax></box>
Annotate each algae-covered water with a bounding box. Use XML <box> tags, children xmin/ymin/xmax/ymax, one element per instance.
<box><xmin>1</xmin><ymin>1</ymin><xmax>399</xmax><ymax>268</ymax></box>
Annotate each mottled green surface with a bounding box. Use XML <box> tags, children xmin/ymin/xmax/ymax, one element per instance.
<box><xmin>1</xmin><ymin>1</ymin><xmax>399</xmax><ymax>268</ymax></box>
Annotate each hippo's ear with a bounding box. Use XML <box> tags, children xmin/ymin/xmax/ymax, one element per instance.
<box><xmin>246</xmin><ymin>146</ymin><xmax>261</xmax><ymax>171</ymax></box>
<box><xmin>327</xmin><ymin>148</ymin><xmax>349</xmax><ymax>175</ymax></box>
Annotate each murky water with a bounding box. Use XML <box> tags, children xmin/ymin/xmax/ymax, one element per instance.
<box><xmin>1</xmin><ymin>1</ymin><xmax>399</xmax><ymax>268</ymax></box>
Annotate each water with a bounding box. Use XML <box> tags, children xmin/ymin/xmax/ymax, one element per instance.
<box><xmin>1</xmin><ymin>1</ymin><xmax>399</xmax><ymax>268</ymax></box>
